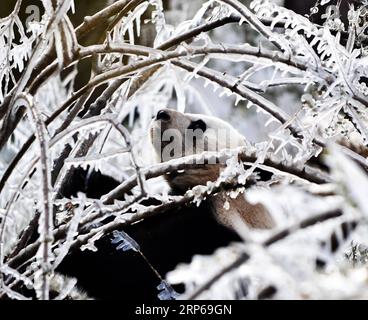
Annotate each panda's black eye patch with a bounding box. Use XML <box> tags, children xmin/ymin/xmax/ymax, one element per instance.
<box><xmin>188</xmin><ymin>119</ymin><xmax>207</xmax><ymax>132</ymax></box>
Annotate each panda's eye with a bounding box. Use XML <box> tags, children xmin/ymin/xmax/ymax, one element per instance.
<box><xmin>188</xmin><ymin>119</ymin><xmax>207</xmax><ymax>132</ymax></box>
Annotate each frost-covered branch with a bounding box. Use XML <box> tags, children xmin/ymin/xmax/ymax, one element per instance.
<box><xmin>11</xmin><ymin>94</ymin><xmax>53</xmax><ymax>300</ymax></box>
<box><xmin>0</xmin><ymin>0</ymin><xmax>75</xmax><ymax>149</ymax></box>
<box><xmin>102</xmin><ymin>146</ymin><xmax>329</xmax><ymax>205</ymax></box>
<box><xmin>187</xmin><ymin>208</ymin><xmax>343</xmax><ymax>300</ymax></box>
<box><xmin>217</xmin><ymin>0</ymin><xmax>287</xmax><ymax>52</ymax></box>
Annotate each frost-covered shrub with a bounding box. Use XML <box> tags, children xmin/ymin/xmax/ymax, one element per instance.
<box><xmin>1</xmin><ymin>0</ymin><xmax>368</xmax><ymax>300</ymax></box>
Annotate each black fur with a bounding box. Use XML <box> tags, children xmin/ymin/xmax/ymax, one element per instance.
<box><xmin>57</xmin><ymin>168</ymin><xmax>240</xmax><ymax>300</ymax></box>
<box><xmin>188</xmin><ymin>119</ymin><xmax>207</xmax><ymax>132</ymax></box>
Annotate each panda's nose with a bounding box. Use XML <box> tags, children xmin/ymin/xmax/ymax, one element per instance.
<box><xmin>156</xmin><ymin>109</ymin><xmax>171</xmax><ymax>121</ymax></box>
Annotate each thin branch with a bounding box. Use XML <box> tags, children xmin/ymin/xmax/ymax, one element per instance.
<box><xmin>7</xmin><ymin>211</ymin><xmax>41</xmax><ymax>260</ymax></box>
<box><xmin>75</xmin><ymin>0</ymin><xmax>141</xmax><ymax>39</ymax></box>
<box><xmin>217</xmin><ymin>0</ymin><xmax>287</xmax><ymax>52</ymax></box>
<box><xmin>13</xmin><ymin>94</ymin><xmax>53</xmax><ymax>300</ymax></box>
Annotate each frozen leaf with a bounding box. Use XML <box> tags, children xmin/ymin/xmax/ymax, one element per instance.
<box><xmin>157</xmin><ymin>280</ymin><xmax>180</xmax><ymax>300</ymax></box>
<box><xmin>111</xmin><ymin>230</ymin><xmax>140</xmax><ymax>252</ymax></box>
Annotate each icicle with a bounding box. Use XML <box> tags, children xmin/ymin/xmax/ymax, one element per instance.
<box><xmin>265</xmin><ymin>117</ymin><xmax>277</xmax><ymax>127</ymax></box>
<box><xmin>184</xmin><ymin>57</ymin><xmax>209</xmax><ymax>83</ymax></box>
<box><xmin>235</xmin><ymin>95</ymin><xmax>243</xmax><ymax>106</ymax></box>
<box><xmin>238</xmin><ymin>17</ymin><xmax>246</xmax><ymax>26</ymax></box>
<box><xmin>246</xmin><ymin>101</ymin><xmax>254</xmax><ymax>109</ymax></box>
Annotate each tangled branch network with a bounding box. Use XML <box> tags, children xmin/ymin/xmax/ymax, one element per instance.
<box><xmin>1</xmin><ymin>0</ymin><xmax>368</xmax><ymax>300</ymax></box>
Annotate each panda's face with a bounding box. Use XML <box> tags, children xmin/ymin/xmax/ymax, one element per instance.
<box><xmin>150</xmin><ymin>108</ymin><xmax>247</xmax><ymax>163</ymax></box>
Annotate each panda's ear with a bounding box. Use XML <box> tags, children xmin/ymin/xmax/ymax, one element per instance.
<box><xmin>188</xmin><ymin>119</ymin><xmax>207</xmax><ymax>132</ymax></box>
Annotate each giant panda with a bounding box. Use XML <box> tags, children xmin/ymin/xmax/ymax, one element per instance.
<box><xmin>57</xmin><ymin>109</ymin><xmax>276</xmax><ymax>300</ymax></box>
